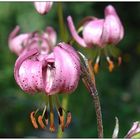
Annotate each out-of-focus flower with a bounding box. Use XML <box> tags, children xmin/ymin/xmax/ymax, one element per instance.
<box><xmin>34</xmin><ymin>2</ymin><xmax>53</xmax><ymax>15</ymax></box>
<box><xmin>8</xmin><ymin>26</ymin><xmax>31</xmax><ymax>56</ymax></box>
<box><xmin>67</xmin><ymin>5</ymin><xmax>124</xmax><ymax>73</ymax></box>
<box><xmin>8</xmin><ymin>26</ymin><xmax>57</xmax><ymax>56</ymax></box>
<box><xmin>14</xmin><ymin>42</ymin><xmax>81</xmax><ymax>132</ymax></box>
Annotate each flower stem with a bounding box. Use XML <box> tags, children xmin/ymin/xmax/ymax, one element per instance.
<box><xmin>79</xmin><ymin>52</ymin><xmax>104</xmax><ymax>138</ymax></box>
<box><xmin>57</xmin><ymin>2</ymin><xmax>69</xmax><ymax>138</ymax></box>
<box><xmin>91</xmin><ymin>92</ymin><xmax>103</xmax><ymax>138</ymax></box>
<box><xmin>57</xmin><ymin>2</ymin><xmax>67</xmax><ymax>42</ymax></box>
<box><xmin>49</xmin><ymin>96</ymin><xmax>55</xmax><ymax>132</ymax></box>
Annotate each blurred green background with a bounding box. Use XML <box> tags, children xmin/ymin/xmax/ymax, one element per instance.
<box><xmin>0</xmin><ymin>2</ymin><xmax>140</xmax><ymax>138</ymax></box>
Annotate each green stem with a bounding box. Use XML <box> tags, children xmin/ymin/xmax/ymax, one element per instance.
<box><xmin>57</xmin><ymin>2</ymin><xmax>69</xmax><ymax>138</ymax></box>
<box><xmin>49</xmin><ymin>96</ymin><xmax>55</xmax><ymax>132</ymax></box>
<box><xmin>57</xmin><ymin>95</ymin><xmax>69</xmax><ymax>138</ymax></box>
<box><xmin>57</xmin><ymin>2</ymin><xmax>67</xmax><ymax>42</ymax></box>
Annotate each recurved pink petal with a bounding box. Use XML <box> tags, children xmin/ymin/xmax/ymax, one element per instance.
<box><xmin>14</xmin><ymin>48</ymin><xmax>42</xmax><ymax>94</ymax></box>
<box><xmin>83</xmin><ymin>19</ymin><xmax>105</xmax><ymax>47</ymax></box>
<box><xmin>67</xmin><ymin>16</ymin><xmax>87</xmax><ymax>47</ymax></box>
<box><xmin>9</xmin><ymin>26</ymin><xmax>30</xmax><ymax>56</ymax></box>
<box><xmin>44</xmin><ymin>27</ymin><xmax>57</xmax><ymax>47</ymax></box>
<box><xmin>44</xmin><ymin>49</ymin><xmax>63</xmax><ymax>95</ymax></box>
<box><xmin>18</xmin><ymin>59</ymin><xmax>44</xmax><ymax>93</ymax></box>
<box><xmin>58</xmin><ymin>42</ymin><xmax>81</xmax><ymax>73</ymax></box>
<box><xmin>54</xmin><ymin>43</ymin><xmax>80</xmax><ymax>93</ymax></box>
<box><xmin>101</xmin><ymin>5</ymin><xmax>124</xmax><ymax>45</ymax></box>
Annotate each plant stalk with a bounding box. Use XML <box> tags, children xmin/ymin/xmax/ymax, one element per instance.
<box><xmin>57</xmin><ymin>2</ymin><xmax>67</xmax><ymax>42</ymax></box>
<box><xmin>79</xmin><ymin>52</ymin><xmax>104</xmax><ymax>138</ymax></box>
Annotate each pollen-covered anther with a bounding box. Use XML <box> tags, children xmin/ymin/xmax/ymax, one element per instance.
<box><xmin>30</xmin><ymin>111</ymin><xmax>38</xmax><ymax>129</ymax></box>
<box><xmin>106</xmin><ymin>56</ymin><xmax>114</xmax><ymax>72</ymax></box>
<box><xmin>93</xmin><ymin>56</ymin><xmax>100</xmax><ymax>74</ymax></box>
<box><xmin>38</xmin><ymin>115</ymin><xmax>46</xmax><ymax>129</ymax></box>
<box><xmin>93</xmin><ymin>63</ymin><xmax>99</xmax><ymax>74</ymax></box>
<box><xmin>65</xmin><ymin>111</ymin><xmax>72</xmax><ymax>128</ymax></box>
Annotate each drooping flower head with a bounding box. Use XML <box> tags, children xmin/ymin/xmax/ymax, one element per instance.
<box><xmin>67</xmin><ymin>5</ymin><xmax>124</xmax><ymax>48</ymax></box>
<box><xmin>14</xmin><ymin>40</ymin><xmax>81</xmax><ymax>131</ymax></box>
<box><xmin>8</xmin><ymin>26</ymin><xmax>57</xmax><ymax>56</ymax></box>
<box><xmin>67</xmin><ymin>5</ymin><xmax>124</xmax><ymax>73</ymax></box>
<box><xmin>14</xmin><ymin>42</ymin><xmax>80</xmax><ymax>95</ymax></box>
<box><xmin>34</xmin><ymin>2</ymin><xmax>53</xmax><ymax>15</ymax></box>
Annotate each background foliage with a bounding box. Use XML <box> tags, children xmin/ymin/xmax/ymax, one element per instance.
<box><xmin>0</xmin><ymin>2</ymin><xmax>140</xmax><ymax>138</ymax></box>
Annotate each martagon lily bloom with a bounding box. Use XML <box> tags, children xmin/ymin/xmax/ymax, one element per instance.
<box><xmin>14</xmin><ymin>41</ymin><xmax>81</xmax><ymax>131</ymax></box>
<box><xmin>34</xmin><ymin>2</ymin><xmax>53</xmax><ymax>15</ymax></box>
<box><xmin>67</xmin><ymin>5</ymin><xmax>124</xmax><ymax>73</ymax></box>
<box><xmin>8</xmin><ymin>26</ymin><xmax>57</xmax><ymax>56</ymax></box>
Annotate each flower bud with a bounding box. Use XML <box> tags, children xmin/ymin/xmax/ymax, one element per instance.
<box><xmin>34</xmin><ymin>2</ymin><xmax>53</xmax><ymax>15</ymax></box>
<box><xmin>125</xmin><ymin>121</ymin><xmax>140</xmax><ymax>138</ymax></box>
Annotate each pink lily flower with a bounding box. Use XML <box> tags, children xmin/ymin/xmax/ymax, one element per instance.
<box><xmin>34</xmin><ymin>2</ymin><xmax>53</xmax><ymax>15</ymax></box>
<box><xmin>8</xmin><ymin>26</ymin><xmax>57</xmax><ymax>56</ymax></box>
<box><xmin>14</xmin><ymin>42</ymin><xmax>81</xmax><ymax>95</ymax></box>
<box><xmin>67</xmin><ymin>5</ymin><xmax>124</xmax><ymax>48</ymax></box>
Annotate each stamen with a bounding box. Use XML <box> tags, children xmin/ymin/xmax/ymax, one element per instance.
<box><xmin>42</xmin><ymin>105</ymin><xmax>47</xmax><ymax>118</ymax></box>
<box><xmin>106</xmin><ymin>56</ymin><xmax>114</xmax><ymax>72</ymax></box>
<box><xmin>65</xmin><ymin>111</ymin><xmax>72</xmax><ymax>128</ymax></box>
<box><xmin>30</xmin><ymin>111</ymin><xmax>38</xmax><ymax>129</ymax></box>
<box><xmin>93</xmin><ymin>56</ymin><xmax>100</xmax><ymax>74</ymax></box>
<box><xmin>38</xmin><ymin>115</ymin><xmax>45</xmax><ymax>129</ymax></box>
<box><xmin>49</xmin><ymin>96</ymin><xmax>55</xmax><ymax>132</ymax></box>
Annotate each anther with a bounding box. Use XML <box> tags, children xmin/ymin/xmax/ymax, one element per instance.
<box><xmin>38</xmin><ymin>115</ymin><xmax>45</xmax><ymax>129</ymax></box>
<box><xmin>106</xmin><ymin>56</ymin><xmax>114</xmax><ymax>72</ymax></box>
<box><xmin>30</xmin><ymin>111</ymin><xmax>38</xmax><ymax>129</ymax></box>
<box><xmin>93</xmin><ymin>56</ymin><xmax>100</xmax><ymax>74</ymax></box>
<box><xmin>65</xmin><ymin>111</ymin><xmax>72</xmax><ymax>128</ymax></box>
